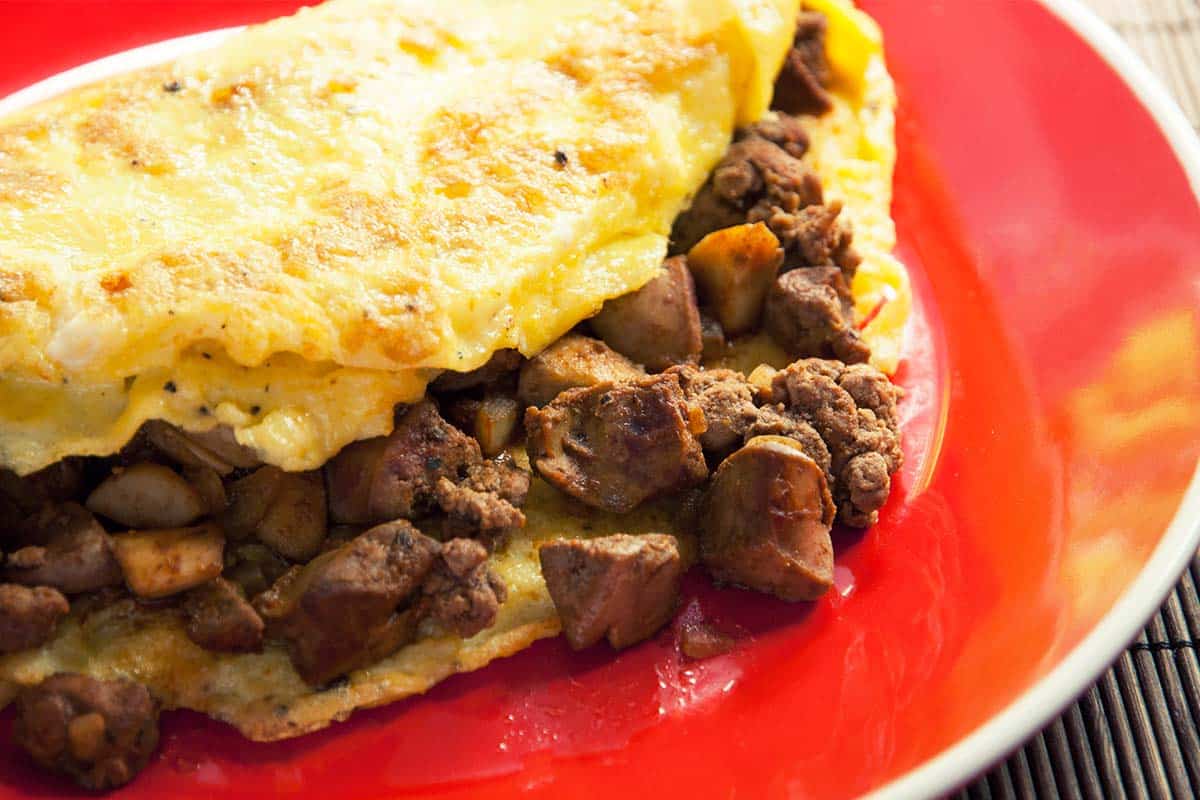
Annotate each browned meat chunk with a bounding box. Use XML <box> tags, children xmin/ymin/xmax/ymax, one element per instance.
<box><xmin>764</xmin><ymin>266</ymin><xmax>869</xmax><ymax>363</ymax></box>
<box><xmin>589</xmin><ymin>256</ymin><xmax>702</xmax><ymax>370</ymax></box>
<box><xmin>841</xmin><ymin>452</ymin><xmax>892</xmax><ymax>526</ymax></box>
<box><xmin>326</xmin><ymin>400</ymin><xmax>481</xmax><ymax>525</ymax></box>
<box><xmin>460</xmin><ymin>456</ymin><xmax>531</xmax><ymax>508</ymax></box>
<box><xmin>525</xmin><ymin>374</ymin><xmax>708</xmax><ymax>513</ymax></box>
<box><xmin>441</xmin><ymin>392</ymin><xmax>522</xmax><ymax>457</ymax></box>
<box><xmin>539</xmin><ymin>533</ymin><xmax>682</xmax><ymax>650</ymax></box>
<box><xmin>784</xmin><ymin>359</ymin><xmax>901</xmax><ymax>452</ymax></box>
<box><xmin>517</xmin><ymin>334</ymin><xmax>645</xmax><ymax>408</ymax></box>
<box><xmin>838</xmin><ymin>363</ymin><xmax>903</xmax><ymax>434</ymax></box>
<box><xmin>686</xmin><ymin>222</ymin><xmax>784</xmax><ymax>335</ymax></box>
<box><xmin>436</xmin><ymin>457</ymin><xmax>531</xmax><ymax>548</ymax></box>
<box><xmin>745</xmin><ymin>405</ymin><xmax>833</xmax><ymax>478</ymax></box>
<box><xmin>0</xmin><ymin>584</ymin><xmax>69</xmax><ymax>654</ymax></box>
<box><xmin>5</xmin><ymin>504</ymin><xmax>122</xmax><ymax>595</ymax></box>
<box><xmin>667</xmin><ymin>365</ymin><xmax>760</xmax><ymax>455</ymax></box>
<box><xmin>712</xmin><ymin>137</ymin><xmax>823</xmax><ymax>231</ymax></box>
<box><xmin>766</xmin><ymin>201</ymin><xmax>860</xmax><ymax>276</ymax></box>
<box><xmin>237</xmin><ymin>469</ymin><xmax>327</xmax><ymax>562</ymax></box>
<box><xmin>12</xmin><ymin>674</ymin><xmax>158</xmax><ymax>791</ymax></box>
<box><xmin>678</xmin><ymin>620</ymin><xmax>736</xmax><ymax>659</ymax></box>
<box><xmin>772</xmin><ymin>11</ymin><xmax>834</xmax><ymax>116</ymax></box>
<box><xmin>222</xmin><ymin>466</ymin><xmax>286</xmax><ymax>539</ymax></box>
<box><xmin>434</xmin><ymin>462</ymin><xmax>528</xmax><ymax>544</ymax></box>
<box><xmin>85</xmin><ymin>462</ymin><xmax>207</xmax><ymax>529</ymax></box>
<box><xmin>111</xmin><ymin>523</ymin><xmax>225</xmax><ymax>599</ymax></box>
<box><xmin>668</xmin><ymin>95</ymin><xmax>860</xmax><ymax>278</ymax></box>
<box><xmin>736</xmin><ymin>114</ymin><xmax>810</xmax><ymax>159</ymax></box>
<box><xmin>183</xmin><ymin>464</ymin><xmax>227</xmax><ymax>515</ymax></box>
<box><xmin>763</xmin><ymin>359</ymin><xmax>854</xmax><ymax>444</ymax></box>
<box><xmin>434</xmin><ymin>478</ymin><xmax>524</xmax><ymax>536</ymax></box>
<box><xmin>182</xmin><ymin>577</ymin><xmax>264</xmax><ymax>653</ymax></box>
<box><xmin>670</xmin><ymin>192</ymin><xmax>744</xmax><ymax>258</ymax></box>
<box><xmin>700</xmin><ymin>436</ymin><xmax>835</xmax><ymax>601</ymax></box>
<box><xmin>254</xmin><ymin>520</ymin><xmax>439</xmax><ymax>685</ymax></box>
<box><xmin>671</xmin><ymin>134</ymin><xmax>823</xmax><ymax>255</ymax></box>
<box><xmin>8</xmin><ymin>501</ymin><xmax>76</xmax><ymax>549</ymax></box>
<box><xmin>0</xmin><ymin>459</ymin><xmax>86</xmax><ymax>517</ymax></box>
<box><xmin>763</xmin><ymin>359</ymin><xmax>903</xmax><ymax>526</ymax></box>
<box><xmin>1</xmin><ymin>463</ymin><xmax>87</xmax><ymax>549</ymax></box>
<box><xmin>419</xmin><ymin>538</ymin><xmax>506</xmax><ymax>638</ymax></box>
<box><xmin>143</xmin><ymin>420</ymin><xmax>261</xmax><ymax>476</ymax></box>
<box><xmin>431</xmin><ymin>349</ymin><xmax>523</xmax><ymax>393</ymax></box>
<box><xmin>441</xmin><ymin>396</ymin><xmax>483</xmax><ymax>439</ymax></box>
<box><xmin>223</xmin><ymin>542</ymin><xmax>290</xmax><ymax>598</ymax></box>
<box><xmin>255</xmin><ymin>472</ymin><xmax>326</xmax><ymax>562</ymax></box>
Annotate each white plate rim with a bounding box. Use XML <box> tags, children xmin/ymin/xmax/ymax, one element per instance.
<box><xmin>871</xmin><ymin>0</ymin><xmax>1200</xmax><ymax>796</ymax></box>
<box><xmin>1</xmin><ymin>4</ymin><xmax>1199</xmax><ymax>798</ymax></box>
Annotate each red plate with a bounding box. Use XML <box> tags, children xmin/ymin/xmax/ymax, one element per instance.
<box><xmin>2</xmin><ymin>1</ymin><xmax>1199</xmax><ymax>797</ymax></box>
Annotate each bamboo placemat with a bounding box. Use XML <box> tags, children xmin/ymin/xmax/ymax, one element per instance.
<box><xmin>957</xmin><ymin>2</ymin><xmax>1200</xmax><ymax>797</ymax></box>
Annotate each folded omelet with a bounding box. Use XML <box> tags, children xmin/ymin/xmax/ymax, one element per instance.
<box><xmin>0</xmin><ymin>0</ymin><xmax>909</xmax><ymax>742</ymax></box>
<box><xmin>0</xmin><ymin>0</ymin><xmax>799</xmax><ymax>476</ymax></box>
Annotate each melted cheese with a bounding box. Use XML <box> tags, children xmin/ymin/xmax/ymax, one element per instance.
<box><xmin>0</xmin><ymin>0</ymin><xmax>800</xmax><ymax>474</ymax></box>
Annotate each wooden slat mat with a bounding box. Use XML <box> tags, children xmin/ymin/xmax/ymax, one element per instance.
<box><xmin>1083</xmin><ymin>0</ymin><xmax>1200</xmax><ymax>132</ymax></box>
<box><xmin>957</xmin><ymin>560</ymin><xmax>1200</xmax><ymax>799</ymax></box>
<box><xmin>956</xmin><ymin>2</ymin><xmax>1200</xmax><ymax>797</ymax></box>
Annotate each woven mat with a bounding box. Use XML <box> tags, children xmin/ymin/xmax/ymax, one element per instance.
<box><xmin>957</xmin><ymin>2</ymin><xmax>1200</xmax><ymax>797</ymax></box>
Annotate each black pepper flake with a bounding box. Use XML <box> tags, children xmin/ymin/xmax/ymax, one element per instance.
<box><xmin>201</xmin><ymin>352</ymin><xmax>212</xmax><ymax>360</ymax></box>
<box><xmin>130</xmin><ymin>159</ymin><xmax>140</xmax><ymax>167</ymax></box>
<box><xmin>264</xmin><ymin>384</ymin><xmax>271</xmax><ymax>393</ymax></box>
<box><xmin>163</xmin><ymin>80</ymin><xmax>182</xmax><ymax>93</ymax></box>
<box><xmin>250</xmin><ymin>405</ymin><xmax>262</xmax><ymax>415</ymax></box>
<box><xmin>163</xmin><ymin>381</ymin><xmax>177</xmax><ymax>393</ymax></box>
<box><xmin>554</xmin><ymin>149</ymin><xmax>568</xmax><ymax>167</ymax></box>
<box><xmin>198</xmin><ymin>405</ymin><xmax>210</xmax><ymax>416</ymax></box>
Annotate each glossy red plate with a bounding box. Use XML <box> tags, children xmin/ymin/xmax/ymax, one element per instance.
<box><xmin>2</xmin><ymin>1</ymin><xmax>1199</xmax><ymax>797</ymax></box>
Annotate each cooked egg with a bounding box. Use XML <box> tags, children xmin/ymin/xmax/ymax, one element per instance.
<box><xmin>0</xmin><ymin>0</ymin><xmax>800</xmax><ymax>475</ymax></box>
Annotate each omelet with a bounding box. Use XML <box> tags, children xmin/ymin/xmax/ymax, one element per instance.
<box><xmin>0</xmin><ymin>0</ymin><xmax>800</xmax><ymax>476</ymax></box>
<box><xmin>0</xmin><ymin>0</ymin><xmax>909</xmax><ymax>743</ymax></box>
<box><xmin>0</xmin><ymin>463</ymin><xmax>694</xmax><ymax>740</ymax></box>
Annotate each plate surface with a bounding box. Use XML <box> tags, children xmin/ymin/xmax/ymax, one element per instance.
<box><xmin>1</xmin><ymin>1</ymin><xmax>1199</xmax><ymax>797</ymax></box>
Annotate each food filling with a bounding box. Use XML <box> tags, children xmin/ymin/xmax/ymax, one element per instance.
<box><xmin>0</xmin><ymin>5</ymin><xmax>907</xmax><ymax>790</ymax></box>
